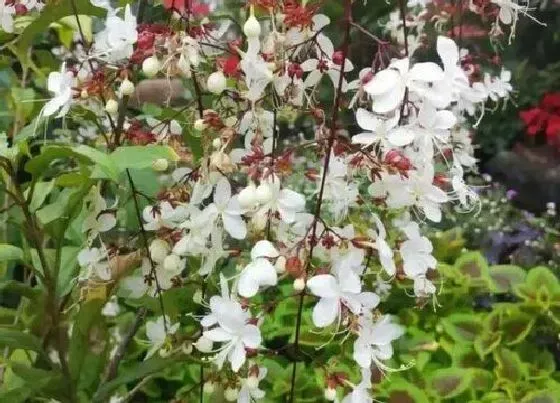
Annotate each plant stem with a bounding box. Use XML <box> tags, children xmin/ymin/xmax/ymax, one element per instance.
<box><xmin>288</xmin><ymin>1</ymin><xmax>353</xmax><ymax>401</ymax></box>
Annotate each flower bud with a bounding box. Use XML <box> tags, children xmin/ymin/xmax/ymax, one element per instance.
<box><xmin>105</xmin><ymin>99</ymin><xmax>119</xmax><ymax>114</ymax></box>
<box><xmin>149</xmin><ymin>239</ymin><xmax>169</xmax><ymax>264</ymax></box>
<box><xmin>181</xmin><ymin>342</ymin><xmax>193</xmax><ymax>355</ymax></box>
<box><xmin>194</xmin><ymin>118</ymin><xmax>207</xmax><ymax>131</ymax></box>
<box><xmin>142</xmin><ymin>56</ymin><xmax>161</xmax><ymax>77</ymax></box>
<box><xmin>163</xmin><ymin>254</ymin><xmax>183</xmax><ymax>273</ymax></box>
<box><xmin>195</xmin><ymin>336</ymin><xmax>214</xmax><ymax>353</ymax></box>
<box><xmin>212</xmin><ymin>137</ymin><xmax>222</xmax><ymax>149</ymax></box>
<box><xmin>293</xmin><ymin>277</ymin><xmax>305</xmax><ymax>291</ymax></box>
<box><xmin>256</xmin><ymin>183</ymin><xmax>273</xmax><ymax>204</ymax></box>
<box><xmin>275</xmin><ymin>256</ymin><xmax>286</xmax><ymax>274</ymax></box>
<box><xmin>203</xmin><ymin>381</ymin><xmax>215</xmax><ymax>394</ymax></box>
<box><xmin>224</xmin><ymin>387</ymin><xmax>239</xmax><ymax>402</ymax></box>
<box><xmin>119</xmin><ymin>79</ymin><xmax>135</xmax><ymax>97</ymax></box>
<box><xmin>152</xmin><ymin>158</ymin><xmax>169</xmax><ymax>172</ymax></box>
<box><xmin>238</xmin><ymin>183</ymin><xmax>258</xmax><ymax>208</ymax></box>
<box><xmin>80</xmin><ymin>89</ymin><xmax>88</xmax><ymax>99</ymax></box>
<box><xmin>246</xmin><ymin>375</ymin><xmax>259</xmax><ymax>389</ymax></box>
<box><xmin>324</xmin><ymin>387</ymin><xmax>337</xmax><ymax>401</ymax></box>
<box><xmin>207</xmin><ymin>71</ymin><xmax>227</xmax><ymax>94</ymax></box>
<box><xmin>193</xmin><ymin>289</ymin><xmax>203</xmax><ymax>304</ymax></box>
<box><xmin>243</xmin><ymin>15</ymin><xmax>261</xmax><ymax>38</ymax></box>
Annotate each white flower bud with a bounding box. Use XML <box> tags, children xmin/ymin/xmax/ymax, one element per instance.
<box><xmin>105</xmin><ymin>99</ymin><xmax>119</xmax><ymax>114</ymax></box>
<box><xmin>152</xmin><ymin>158</ymin><xmax>169</xmax><ymax>172</ymax></box>
<box><xmin>546</xmin><ymin>202</ymin><xmax>556</xmax><ymax>211</ymax></box>
<box><xmin>324</xmin><ymin>387</ymin><xmax>337</xmax><ymax>401</ymax></box>
<box><xmin>149</xmin><ymin>239</ymin><xmax>169</xmax><ymax>264</ymax></box>
<box><xmin>193</xmin><ymin>289</ymin><xmax>203</xmax><ymax>304</ymax></box>
<box><xmin>142</xmin><ymin>56</ymin><xmax>161</xmax><ymax>77</ymax></box>
<box><xmin>203</xmin><ymin>381</ymin><xmax>215</xmax><ymax>394</ymax></box>
<box><xmin>293</xmin><ymin>277</ymin><xmax>305</xmax><ymax>291</ymax></box>
<box><xmin>119</xmin><ymin>79</ymin><xmax>135</xmax><ymax>97</ymax></box>
<box><xmin>159</xmin><ymin>345</ymin><xmax>171</xmax><ymax>358</ymax></box>
<box><xmin>212</xmin><ymin>137</ymin><xmax>222</xmax><ymax>150</ymax></box>
<box><xmin>163</xmin><ymin>254</ymin><xmax>183</xmax><ymax>273</ymax></box>
<box><xmin>246</xmin><ymin>375</ymin><xmax>259</xmax><ymax>390</ymax></box>
<box><xmin>244</xmin><ymin>15</ymin><xmax>261</xmax><ymax>38</ymax></box>
<box><xmin>195</xmin><ymin>336</ymin><xmax>213</xmax><ymax>353</ymax></box>
<box><xmin>80</xmin><ymin>89</ymin><xmax>88</xmax><ymax>99</ymax></box>
<box><xmin>256</xmin><ymin>183</ymin><xmax>273</xmax><ymax>204</ymax></box>
<box><xmin>206</xmin><ymin>71</ymin><xmax>227</xmax><ymax>94</ymax></box>
<box><xmin>275</xmin><ymin>256</ymin><xmax>286</xmax><ymax>274</ymax></box>
<box><xmin>181</xmin><ymin>342</ymin><xmax>193</xmax><ymax>355</ymax></box>
<box><xmin>224</xmin><ymin>387</ymin><xmax>239</xmax><ymax>402</ymax></box>
<box><xmin>238</xmin><ymin>183</ymin><xmax>258</xmax><ymax>208</ymax></box>
<box><xmin>194</xmin><ymin>118</ymin><xmax>207</xmax><ymax>131</ymax></box>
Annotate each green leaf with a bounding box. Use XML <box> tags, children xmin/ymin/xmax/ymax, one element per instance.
<box><xmin>514</xmin><ymin>266</ymin><xmax>560</xmax><ymax>305</ymax></box>
<box><xmin>15</xmin><ymin>0</ymin><xmax>105</xmax><ymax>61</ymax></box>
<box><xmin>385</xmin><ymin>379</ymin><xmax>430</xmax><ymax>402</ymax></box>
<box><xmin>0</xmin><ymin>245</ymin><xmax>23</xmax><ymax>262</ymax></box>
<box><xmin>501</xmin><ymin>311</ymin><xmax>534</xmax><ymax>345</ymax></box>
<box><xmin>494</xmin><ymin>348</ymin><xmax>527</xmax><ymax>382</ymax></box>
<box><xmin>520</xmin><ymin>390</ymin><xmax>559</xmax><ymax>403</ymax></box>
<box><xmin>490</xmin><ymin>265</ymin><xmax>526</xmax><ymax>293</ymax></box>
<box><xmin>0</xmin><ymin>328</ymin><xmax>44</xmax><ymax>354</ymax></box>
<box><xmin>430</xmin><ymin>368</ymin><xmax>473</xmax><ymax>399</ymax></box>
<box><xmin>110</xmin><ymin>145</ymin><xmax>180</xmax><ymax>172</ymax></box>
<box><xmin>27</xmin><ymin>181</ymin><xmax>55</xmax><ymax>211</ymax></box>
<box><xmin>0</xmin><ymin>280</ymin><xmax>39</xmax><ymax>300</ymax></box>
<box><xmin>441</xmin><ymin>314</ymin><xmax>483</xmax><ymax>343</ymax></box>
<box><xmin>474</xmin><ymin>331</ymin><xmax>502</xmax><ymax>358</ymax></box>
<box><xmin>93</xmin><ymin>356</ymin><xmax>183</xmax><ymax>402</ymax></box>
<box><xmin>454</xmin><ymin>251</ymin><xmax>490</xmax><ymax>285</ymax></box>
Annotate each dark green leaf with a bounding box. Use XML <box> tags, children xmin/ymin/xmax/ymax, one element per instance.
<box><xmin>430</xmin><ymin>368</ymin><xmax>473</xmax><ymax>399</ymax></box>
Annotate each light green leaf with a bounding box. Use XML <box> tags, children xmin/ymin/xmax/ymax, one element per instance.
<box><xmin>110</xmin><ymin>145</ymin><xmax>180</xmax><ymax>172</ymax></box>
<box><xmin>441</xmin><ymin>313</ymin><xmax>483</xmax><ymax>344</ymax></box>
<box><xmin>0</xmin><ymin>245</ymin><xmax>23</xmax><ymax>262</ymax></box>
<box><xmin>490</xmin><ymin>265</ymin><xmax>526</xmax><ymax>293</ymax></box>
<box><xmin>0</xmin><ymin>328</ymin><xmax>44</xmax><ymax>354</ymax></box>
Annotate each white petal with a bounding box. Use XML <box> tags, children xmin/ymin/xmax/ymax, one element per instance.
<box><xmin>356</xmin><ymin>108</ymin><xmax>380</xmax><ymax>132</ymax></box>
<box><xmin>307</xmin><ymin>274</ymin><xmax>340</xmax><ymax>298</ymax></box>
<box><xmin>436</xmin><ymin>36</ymin><xmax>459</xmax><ymax>70</ymax></box>
<box><xmin>215</xmin><ymin>178</ymin><xmax>231</xmax><ymax>206</ymax></box>
<box><xmin>408</xmin><ymin>62</ymin><xmax>444</xmax><ymax>82</ymax></box>
<box><xmin>387</xmin><ymin>126</ymin><xmax>415</xmax><ymax>146</ymax></box>
<box><xmin>312</xmin><ymin>297</ymin><xmax>339</xmax><ymax>327</ymax></box>
<box><xmin>300</xmin><ymin>59</ymin><xmax>319</xmax><ymax>72</ymax></box>
<box><xmin>363</xmin><ymin>68</ymin><xmax>400</xmax><ymax>96</ymax></box>
<box><xmin>229</xmin><ymin>342</ymin><xmax>246</xmax><ymax>372</ymax></box>
<box><xmin>434</xmin><ymin>110</ymin><xmax>457</xmax><ymax>130</ymax></box>
<box><xmin>303</xmin><ymin>70</ymin><xmax>322</xmax><ymax>88</ymax></box>
<box><xmin>251</xmin><ymin>240</ymin><xmax>279</xmax><ymax>259</ymax></box>
<box><xmin>242</xmin><ymin>324</ymin><xmax>261</xmax><ymax>348</ymax></box>
<box><xmin>223</xmin><ymin>213</ymin><xmax>247</xmax><ymax>240</ymax></box>
<box><xmin>204</xmin><ymin>327</ymin><xmax>234</xmax><ymax>342</ymax></box>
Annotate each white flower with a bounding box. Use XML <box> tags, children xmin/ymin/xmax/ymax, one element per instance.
<box><xmin>399</xmin><ymin>233</ymin><xmax>437</xmax><ymax>278</ymax></box>
<box><xmin>321</xmin><ymin>153</ymin><xmax>358</xmax><ymax>221</ymax></box>
<box><xmin>43</xmin><ymin>66</ymin><xmax>74</xmax><ymax>118</ymax></box>
<box><xmin>370</xmin><ymin>214</ymin><xmax>396</xmax><ymax>277</ymax></box>
<box><xmin>82</xmin><ymin>187</ymin><xmax>117</xmax><ymax>240</ymax></box>
<box><xmin>0</xmin><ymin>1</ymin><xmax>15</xmax><ymax>33</ymax></box>
<box><xmin>484</xmin><ymin>69</ymin><xmax>513</xmax><ymax>102</ymax></box>
<box><xmin>145</xmin><ymin>316</ymin><xmax>179</xmax><ymax>359</ymax></box>
<box><xmin>352</xmin><ymin>108</ymin><xmax>401</xmax><ymax>147</ymax></box>
<box><xmin>341</xmin><ymin>367</ymin><xmax>373</xmax><ymax>403</ymax></box>
<box><xmin>307</xmin><ymin>272</ymin><xmax>379</xmax><ymax>328</ymax></box>
<box><xmin>353</xmin><ymin>314</ymin><xmax>404</xmax><ymax>369</ymax></box>
<box><xmin>385</xmin><ymin>168</ymin><xmax>448</xmax><ymax>222</ymax></box>
<box><xmin>327</xmin><ymin>225</ymin><xmax>364</xmax><ymax>275</ymax></box>
<box><xmin>94</xmin><ymin>4</ymin><xmax>137</xmax><ymax>62</ymax></box>
<box><xmin>143</xmin><ymin>201</ymin><xmax>188</xmax><ymax>231</ymax></box>
<box><xmin>413</xmin><ymin>276</ymin><xmax>436</xmax><ymax>297</ymax></box>
<box><xmin>255</xmin><ymin>175</ymin><xmax>306</xmax><ymax>224</ymax></box>
<box><xmin>364</xmin><ymin>58</ymin><xmax>446</xmax><ymax>113</ymax></box>
<box><xmin>286</xmin><ymin>14</ymin><xmax>334</xmax><ymax>57</ymax></box>
<box><xmin>199</xmin><ymin>227</ymin><xmax>229</xmax><ymax>276</ymax></box>
<box><xmin>102</xmin><ymin>296</ymin><xmax>121</xmax><ymax>317</ymax></box>
<box><xmin>204</xmin><ymin>178</ymin><xmax>247</xmax><ymax>240</ymax></box>
<box><xmin>78</xmin><ymin>247</ymin><xmax>110</xmax><ymax>280</ymax></box>
<box><xmin>238</xmin><ymin>240</ymin><xmax>279</xmax><ymax>298</ymax></box>
<box><xmin>300</xmin><ymin>54</ymin><xmax>353</xmax><ymax>92</ymax></box>
<box><xmin>237</xmin><ymin>367</ymin><xmax>267</xmax><ymax>403</ymax></box>
<box><xmin>202</xmin><ymin>276</ymin><xmax>262</xmax><ymax>372</ymax></box>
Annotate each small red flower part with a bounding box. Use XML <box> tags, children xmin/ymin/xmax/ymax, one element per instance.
<box><xmin>217</xmin><ymin>54</ymin><xmax>241</xmax><ymax>78</ymax></box>
<box><xmin>519</xmin><ymin>92</ymin><xmax>560</xmax><ymax>147</ymax></box>
<box><xmin>283</xmin><ymin>0</ymin><xmax>321</xmax><ymax>29</ymax></box>
<box><xmin>163</xmin><ymin>0</ymin><xmax>209</xmax><ymax>17</ymax></box>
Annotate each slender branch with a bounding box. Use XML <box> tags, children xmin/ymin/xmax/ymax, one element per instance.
<box><xmin>398</xmin><ymin>0</ymin><xmax>409</xmax><ymax>57</ymax></box>
<box><xmin>126</xmin><ymin>170</ymin><xmax>167</xmax><ymax>331</ymax></box>
<box><xmin>96</xmin><ymin>308</ymin><xmax>147</xmax><ymax>393</ymax></box>
<box><xmin>288</xmin><ymin>1</ymin><xmax>353</xmax><ymax>401</ymax></box>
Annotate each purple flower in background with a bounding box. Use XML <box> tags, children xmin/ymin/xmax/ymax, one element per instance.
<box><xmin>506</xmin><ymin>189</ymin><xmax>518</xmax><ymax>200</ymax></box>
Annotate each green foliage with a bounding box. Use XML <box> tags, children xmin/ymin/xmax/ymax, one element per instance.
<box><xmin>375</xmin><ymin>252</ymin><xmax>560</xmax><ymax>403</ymax></box>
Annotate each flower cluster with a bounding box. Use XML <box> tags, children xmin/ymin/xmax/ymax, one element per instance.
<box><xmin>520</xmin><ymin>92</ymin><xmax>560</xmax><ymax>148</ymax></box>
<box><xmin>0</xmin><ymin>0</ymin><xmax>540</xmax><ymax>401</ymax></box>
